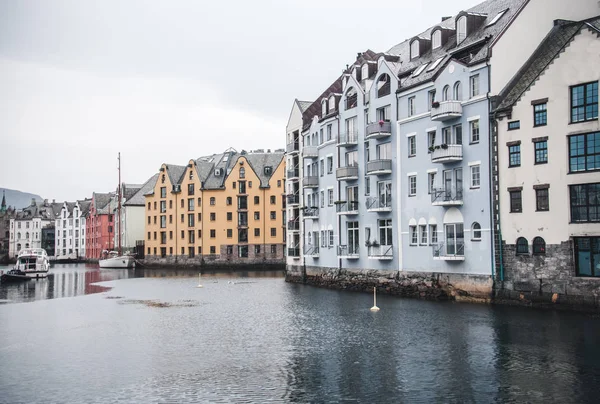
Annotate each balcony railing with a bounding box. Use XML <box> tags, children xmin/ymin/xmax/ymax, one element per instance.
<box><xmin>365</xmin><ymin>121</ymin><xmax>392</xmax><ymax>139</ymax></box>
<box><xmin>366</xmin><ymin>159</ymin><xmax>392</xmax><ymax>175</ymax></box>
<box><xmin>304</xmin><ymin>245</ymin><xmax>319</xmax><ymax>258</ymax></box>
<box><xmin>303</xmin><ymin>146</ymin><xmax>318</xmax><ymax>159</ymax></box>
<box><xmin>288</xmin><ymin>247</ymin><xmax>300</xmax><ymax>258</ymax></box>
<box><xmin>368</xmin><ymin>245</ymin><xmax>393</xmax><ymax>260</ymax></box>
<box><xmin>337</xmin><ymin>131</ymin><xmax>359</xmax><ymax>147</ymax></box>
<box><xmin>287</xmin><ymin>194</ymin><xmax>300</xmax><ymax>205</ymax></box>
<box><xmin>337</xmin><ymin>244</ymin><xmax>359</xmax><ymax>259</ymax></box>
<box><xmin>430</xmin><ymin>144</ymin><xmax>463</xmax><ymax>163</ymax></box>
<box><xmin>336</xmin><ymin>201</ymin><xmax>359</xmax><ymax>215</ymax></box>
<box><xmin>431</xmin><ymin>187</ymin><xmax>463</xmax><ymax>206</ymax></box>
<box><xmin>336</xmin><ymin>165</ymin><xmax>359</xmax><ymax>181</ymax></box>
<box><xmin>366</xmin><ymin>197</ymin><xmax>392</xmax><ymax>212</ymax></box>
<box><xmin>287</xmin><ymin>168</ymin><xmax>300</xmax><ymax>180</ymax></box>
<box><xmin>430</xmin><ymin>101</ymin><xmax>463</xmax><ymax>121</ymax></box>
<box><xmin>302</xmin><ymin>176</ymin><xmax>319</xmax><ymax>188</ymax></box>
<box><xmin>286</xmin><ymin>142</ymin><xmax>300</xmax><ymax>154</ymax></box>
<box><xmin>432</xmin><ymin>242</ymin><xmax>465</xmax><ymax>261</ymax></box>
<box><xmin>345</xmin><ymin>94</ymin><xmax>358</xmax><ymax>110</ymax></box>
<box><xmin>303</xmin><ymin>207</ymin><xmax>319</xmax><ymax>219</ymax></box>
<box><xmin>287</xmin><ymin>220</ymin><xmax>300</xmax><ymax>231</ymax></box>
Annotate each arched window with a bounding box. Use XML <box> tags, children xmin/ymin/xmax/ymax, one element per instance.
<box><xmin>210</xmin><ymin>197</ymin><xmax>216</xmax><ymax>206</ymax></box>
<box><xmin>533</xmin><ymin>237</ymin><xmax>546</xmax><ymax>255</ymax></box>
<box><xmin>432</xmin><ymin>30</ymin><xmax>442</xmax><ymax>49</ymax></box>
<box><xmin>329</xmin><ymin>95</ymin><xmax>336</xmax><ymax>112</ymax></box>
<box><xmin>321</xmin><ymin>99</ymin><xmax>328</xmax><ymax>116</ymax></box>
<box><xmin>516</xmin><ymin>237</ymin><xmax>528</xmax><ymax>255</ymax></box>
<box><xmin>377</xmin><ymin>74</ymin><xmax>391</xmax><ymax>98</ymax></box>
<box><xmin>410</xmin><ymin>40</ymin><xmax>419</xmax><ymax>59</ymax></box>
<box><xmin>442</xmin><ymin>85</ymin><xmax>450</xmax><ymax>101</ymax></box>
<box><xmin>471</xmin><ymin>222</ymin><xmax>481</xmax><ymax>240</ymax></box>
<box><xmin>345</xmin><ymin>87</ymin><xmax>357</xmax><ymax>110</ymax></box>
<box><xmin>226</xmin><ymin>197</ymin><xmax>232</xmax><ymax>206</ymax></box>
<box><xmin>453</xmin><ymin>81</ymin><xmax>462</xmax><ymax>100</ymax></box>
<box><xmin>457</xmin><ymin>16</ymin><xmax>467</xmax><ymax>43</ymax></box>
<box><xmin>361</xmin><ymin>63</ymin><xmax>369</xmax><ymax>81</ymax></box>
<box><xmin>239</xmin><ymin>167</ymin><xmax>245</xmax><ymax>179</ymax></box>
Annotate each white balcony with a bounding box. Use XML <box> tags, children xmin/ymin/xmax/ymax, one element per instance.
<box><xmin>335</xmin><ymin>201</ymin><xmax>359</xmax><ymax>215</ymax></box>
<box><xmin>337</xmin><ymin>245</ymin><xmax>359</xmax><ymax>259</ymax></box>
<box><xmin>367</xmin><ymin>245</ymin><xmax>393</xmax><ymax>260</ymax></box>
<box><xmin>304</xmin><ymin>245</ymin><xmax>320</xmax><ymax>258</ymax></box>
<box><xmin>430</xmin><ymin>144</ymin><xmax>463</xmax><ymax>163</ymax></box>
<box><xmin>366</xmin><ymin>197</ymin><xmax>392</xmax><ymax>212</ymax></box>
<box><xmin>432</xmin><ymin>242</ymin><xmax>465</xmax><ymax>261</ymax></box>
<box><xmin>366</xmin><ymin>159</ymin><xmax>392</xmax><ymax>175</ymax></box>
<box><xmin>302</xmin><ymin>176</ymin><xmax>319</xmax><ymax>189</ymax></box>
<box><xmin>430</xmin><ymin>101</ymin><xmax>462</xmax><ymax>121</ymax></box>
<box><xmin>431</xmin><ymin>188</ymin><xmax>463</xmax><ymax>207</ymax></box>
<box><xmin>365</xmin><ymin>121</ymin><xmax>392</xmax><ymax>139</ymax></box>
<box><xmin>303</xmin><ymin>146</ymin><xmax>318</xmax><ymax>159</ymax></box>
<box><xmin>287</xmin><ymin>168</ymin><xmax>300</xmax><ymax>180</ymax></box>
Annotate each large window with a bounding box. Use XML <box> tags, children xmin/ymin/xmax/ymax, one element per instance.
<box><xmin>470</xmin><ymin>165</ymin><xmax>480</xmax><ymax>188</ymax></box>
<box><xmin>509</xmin><ymin>144</ymin><xmax>521</xmax><ymax>167</ymax></box>
<box><xmin>533</xmin><ymin>103</ymin><xmax>547</xmax><ymax>126</ymax></box>
<box><xmin>379</xmin><ymin>219</ymin><xmax>393</xmax><ymax>246</ymax></box>
<box><xmin>445</xmin><ymin>223</ymin><xmax>464</xmax><ymax>256</ymax></box>
<box><xmin>432</xmin><ymin>30</ymin><xmax>441</xmax><ymax>49</ymax></box>
<box><xmin>347</xmin><ymin>221</ymin><xmax>359</xmax><ymax>255</ymax></box>
<box><xmin>535</xmin><ymin>188</ymin><xmax>549</xmax><ymax>211</ymax></box>
<box><xmin>574</xmin><ymin>237</ymin><xmax>600</xmax><ymax>277</ymax></box>
<box><xmin>408</xmin><ymin>175</ymin><xmax>417</xmax><ymax>196</ymax></box>
<box><xmin>569</xmin><ymin>132</ymin><xmax>600</xmax><ymax>173</ymax></box>
<box><xmin>534</xmin><ymin>140</ymin><xmax>548</xmax><ymax>164</ymax></box>
<box><xmin>509</xmin><ymin>190</ymin><xmax>522</xmax><ymax>213</ymax></box>
<box><xmin>570</xmin><ymin>183</ymin><xmax>600</xmax><ymax>222</ymax></box>
<box><xmin>457</xmin><ymin>16</ymin><xmax>467</xmax><ymax>43</ymax></box>
<box><xmin>571</xmin><ymin>82</ymin><xmax>598</xmax><ymax>123</ymax></box>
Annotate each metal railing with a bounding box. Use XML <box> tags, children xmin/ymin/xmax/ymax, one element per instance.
<box><xmin>336</xmin><ymin>201</ymin><xmax>359</xmax><ymax>214</ymax></box>
<box><xmin>366</xmin><ymin>159</ymin><xmax>392</xmax><ymax>174</ymax></box>
<box><xmin>337</xmin><ymin>244</ymin><xmax>359</xmax><ymax>257</ymax></box>
<box><xmin>303</xmin><ymin>146</ymin><xmax>318</xmax><ymax>158</ymax></box>
<box><xmin>303</xmin><ymin>207</ymin><xmax>319</xmax><ymax>218</ymax></box>
<box><xmin>337</xmin><ymin>131</ymin><xmax>359</xmax><ymax>146</ymax></box>
<box><xmin>365</xmin><ymin>121</ymin><xmax>392</xmax><ymax>138</ymax></box>
<box><xmin>368</xmin><ymin>245</ymin><xmax>393</xmax><ymax>259</ymax></box>
<box><xmin>304</xmin><ymin>245</ymin><xmax>319</xmax><ymax>257</ymax></box>
<box><xmin>287</xmin><ymin>194</ymin><xmax>300</xmax><ymax>205</ymax></box>
<box><xmin>430</xmin><ymin>144</ymin><xmax>463</xmax><ymax>163</ymax></box>
<box><xmin>366</xmin><ymin>197</ymin><xmax>392</xmax><ymax>211</ymax></box>
<box><xmin>286</xmin><ymin>142</ymin><xmax>300</xmax><ymax>153</ymax></box>
<box><xmin>432</xmin><ymin>242</ymin><xmax>465</xmax><ymax>258</ymax></box>
<box><xmin>431</xmin><ymin>187</ymin><xmax>463</xmax><ymax>204</ymax></box>
<box><xmin>287</xmin><ymin>220</ymin><xmax>300</xmax><ymax>231</ymax></box>
<box><xmin>345</xmin><ymin>95</ymin><xmax>358</xmax><ymax>110</ymax></box>
<box><xmin>287</xmin><ymin>168</ymin><xmax>300</xmax><ymax>179</ymax></box>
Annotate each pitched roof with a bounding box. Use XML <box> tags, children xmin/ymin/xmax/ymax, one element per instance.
<box><xmin>297</xmin><ymin>100</ymin><xmax>312</xmax><ymax>113</ymax></box>
<box><xmin>495</xmin><ymin>17</ymin><xmax>599</xmax><ymax>111</ymax></box>
<box><xmin>165</xmin><ymin>164</ymin><xmax>187</xmax><ymax>186</ymax></box>
<box><xmin>122</xmin><ymin>183</ymin><xmax>143</xmax><ymax>202</ymax></box>
<box><xmin>124</xmin><ymin>174</ymin><xmax>160</xmax><ymax>206</ymax></box>
<box><xmin>242</xmin><ymin>151</ymin><xmax>285</xmax><ymax>188</ymax></box>
<box><xmin>78</xmin><ymin>200</ymin><xmax>92</xmax><ymax>216</ymax></box>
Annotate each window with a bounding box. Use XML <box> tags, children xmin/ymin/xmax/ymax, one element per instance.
<box><xmin>571</xmin><ymin>82</ymin><xmax>598</xmax><ymax>123</ymax></box>
<box><xmin>270</xmin><ymin>196</ymin><xmax>276</xmax><ymax>204</ymax></box>
<box><xmin>210</xmin><ymin>197</ymin><xmax>215</xmax><ymax>206</ymax></box>
<box><xmin>180</xmin><ymin>200</ymin><xmax>184</xmax><ymax>209</ymax></box>
<box><xmin>239</xmin><ymin>167</ymin><xmax>245</xmax><ymax>178</ymax></box>
<box><xmin>532</xmin><ymin>237</ymin><xmax>546</xmax><ymax>255</ymax></box>
<box><xmin>574</xmin><ymin>237</ymin><xmax>600</xmax><ymax>277</ymax></box>
<box><xmin>254</xmin><ymin>212</ymin><xmax>260</xmax><ymax>220</ymax></box>
<box><xmin>319</xmin><ymin>128</ymin><xmax>323</xmax><ymax>144</ymax></box>
<box><xmin>253</xmin><ymin>196</ymin><xmax>259</xmax><ymax>205</ymax></box>
<box><xmin>408</xmin><ymin>175</ymin><xmax>416</xmax><ymax>196</ymax></box>
<box><xmin>419</xmin><ymin>225</ymin><xmax>427</xmax><ymax>245</ymax></box>
<box><xmin>533</xmin><ymin>103</ymin><xmax>547</xmax><ymax>126</ymax></box>
<box><xmin>320</xmin><ymin>191</ymin><xmax>325</xmax><ymax>208</ymax></box>
<box><xmin>409</xmin><ymin>225</ymin><xmax>418</xmax><ymax>245</ymax></box>
<box><xmin>442</xmin><ymin>85</ymin><xmax>450</xmax><ymax>101</ymax></box>
<box><xmin>453</xmin><ymin>124</ymin><xmax>462</xmax><ymax>145</ymax></box>
<box><xmin>469</xmin><ymin>75</ymin><xmax>479</xmax><ymax>97</ymax></box>
<box><xmin>408</xmin><ymin>96</ymin><xmax>415</xmax><ymax>116</ymax></box>
<box><xmin>210</xmin><ymin>229</ymin><xmax>216</xmax><ymax>238</ymax></box>
<box><xmin>570</xmin><ymin>183</ymin><xmax>600</xmax><ymax>222</ymax></box>
<box><xmin>210</xmin><ymin>212</ymin><xmax>216</xmax><ymax>221</ymax></box>
<box><xmin>506</xmin><ymin>122</ymin><xmax>524</xmax><ymax>134</ymax></box>
<box><xmin>516</xmin><ymin>237</ymin><xmax>529</xmax><ymax>254</ymax></box>
<box><xmin>320</xmin><ymin>159</ymin><xmax>325</xmax><ymax>176</ymax></box>
<box><xmin>188</xmin><ymin>183</ymin><xmax>194</xmax><ymax>196</ymax></box>
<box><xmin>210</xmin><ymin>246</ymin><xmax>216</xmax><ymax>254</ymax></box>
<box><xmin>188</xmin><ymin>230</ymin><xmax>195</xmax><ymax>244</ymax></box>
<box><xmin>160</xmin><ymin>200</ymin><xmax>166</xmax><ymax>213</ymax></box>
<box><xmin>169</xmin><ymin>200</ymin><xmax>172</xmax><ymax>209</ymax></box>
<box><xmin>535</xmin><ymin>188</ymin><xmax>549</xmax><ymax>211</ymax></box>
<box><xmin>457</xmin><ymin>16</ymin><xmax>467</xmax><ymax>43</ymax></box>
<box><xmin>470</xmin><ymin>165</ymin><xmax>480</xmax><ymax>188</ymax></box>
<box><xmin>270</xmin><ymin>211</ymin><xmax>276</xmax><ymax>220</ymax></box>
<box><xmin>277</xmin><ymin>180</ymin><xmax>281</xmax><ymax>187</ymax></box>
<box><xmin>408</xmin><ymin>136</ymin><xmax>416</xmax><ymax>157</ymax></box>
<box><xmin>470</xmin><ymin>120</ymin><xmax>479</xmax><ymax>143</ymax></box>
<box><xmin>427</xmin><ymin>131</ymin><xmax>436</xmax><ymax>152</ymax></box>
<box><xmin>249</xmin><ymin>181</ymin><xmax>252</xmax><ymax>188</ymax></box>
<box><xmin>328</xmin><ymin>189</ymin><xmax>334</xmax><ymax>206</ymax></box>
<box><xmin>327</xmin><ymin>156</ymin><xmax>333</xmax><ymax>173</ymax></box>
<box><xmin>432</xmin><ymin>30</ymin><xmax>441</xmax><ymax>49</ymax></box>
<box><xmin>410</xmin><ymin>40</ymin><xmax>419</xmax><ymax>59</ymax></box>
<box><xmin>239</xmin><ymin>181</ymin><xmax>246</xmax><ymax>193</ymax></box>
<box><xmin>227</xmin><ymin>212</ymin><xmax>232</xmax><ymax>221</ymax></box>
<box><xmin>508</xmin><ymin>144</ymin><xmax>521</xmax><ymax>167</ymax></box>
<box><xmin>510</xmin><ymin>190</ymin><xmax>522</xmax><ymax>213</ymax></box>
<box><xmin>471</xmin><ymin>222</ymin><xmax>481</xmax><ymax>241</ymax></box>
<box><xmin>255</xmin><ymin>245</ymin><xmax>261</xmax><ymax>254</ymax></box>
<box><xmin>227</xmin><ymin>229</ymin><xmax>232</xmax><ymax>238</ymax></box>
<box><xmin>569</xmin><ymin>132</ymin><xmax>600</xmax><ymax>172</ymax></box>
<box><xmin>453</xmin><ymin>81</ymin><xmax>462</xmax><ymax>101</ymax></box>
<box><xmin>327</xmin><ymin>124</ymin><xmax>332</xmax><ymax>141</ymax></box>
<box><xmin>187</xmin><ymin>198</ymin><xmax>194</xmax><ymax>211</ymax></box>
<box><xmin>376</xmin><ymin>142</ymin><xmax>391</xmax><ymax>160</ymax></box>
<box><xmin>376</xmin><ymin>105</ymin><xmax>390</xmax><ymax>121</ymax></box>
<box><xmin>254</xmin><ymin>228</ymin><xmax>260</xmax><ymax>237</ymax></box>
<box><xmin>428</xmin><ymin>172</ymin><xmax>435</xmax><ymax>194</ymax></box>
<box><xmin>160</xmin><ymin>216</ymin><xmax>166</xmax><ymax>228</ymax></box>
<box><xmin>429</xmin><ymin>224</ymin><xmax>438</xmax><ymax>244</ymax></box>
<box><xmin>226</xmin><ymin>197</ymin><xmax>232</xmax><ymax>206</ymax></box>
<box><xmin>534</xmin><ymin>140</ymin><xmax>548</xmax><ymax>164</ymax></box>
<box><xmin>428</xmin><ymin>90</ymin><xmax>436</xmax><ymax>111</ymax></box>
<box><xmin>271</xmin><ymin>228</ymin><xmax>276</xmax><ymax>237</ymax></box>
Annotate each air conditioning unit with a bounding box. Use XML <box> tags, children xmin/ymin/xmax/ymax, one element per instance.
<box><xmin>215</xmin><ymin>168</ymin><xmax>222</xmax><ymax>176</ymax></box>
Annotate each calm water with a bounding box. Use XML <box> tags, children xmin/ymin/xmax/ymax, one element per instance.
<box><xmin>1</xmin><ymin>264</ymin><xmax>600</xmax><ymax>403</ymax></box>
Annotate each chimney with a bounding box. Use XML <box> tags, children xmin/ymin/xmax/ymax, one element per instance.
<box><xmin>442</xmin><ymin>16</ymin><xmax>452</xmax><ymax>22</ymax></box>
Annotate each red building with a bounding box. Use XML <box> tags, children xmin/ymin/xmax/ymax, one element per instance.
<box><xmin>85</xmin><ymin>192</ymin><xmax>115</xmax><ymax>260</ymax></box>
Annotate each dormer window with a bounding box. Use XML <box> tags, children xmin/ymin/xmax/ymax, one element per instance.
<box><xmin>457</xmin><ymin>16</ymin><xmax>467</xmax><ymax>44</ymax></box>
<box><xmin>432</xmin><ymin>30</ymin><xmax>441</xmax><ymax>49</ymax></box>
<box><xmin>410</xmin><ymin>40</ymin><xmax>419</xmax><ymax>59</ymax></box>
<box><xmin>322</xmin><ymin>99</ymin><xmax>328</xmax><ymax>116</ymax></box>
<box><xmin>329</xmin><ymin>95</ymin><xmax>336</xmax><ymax>112</ymax></box>
<box><xmin>361</xmin><ymin>64</ymin><xmax>369</xmax><ymax>81</ymax></box>
<box><xmin>264</xmin><ymin>166</ymin><xmax>272</xmax><ymax>175</ymax></box>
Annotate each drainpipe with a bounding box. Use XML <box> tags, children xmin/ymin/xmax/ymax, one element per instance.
<box><xmin>336</xmin><ymin>115</ymin><xmax>342</xmax><ymax>272</ymax></box>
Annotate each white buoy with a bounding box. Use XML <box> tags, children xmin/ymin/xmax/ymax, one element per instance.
<box><xmin>370</xmin><ymin>287</ymin><xmax>380</xmax><ymax>311</ymax></box>
<box><xmin>196</xmin><ymin>273</ymin><xmax>203</xmax><ymax>288</ymax></box>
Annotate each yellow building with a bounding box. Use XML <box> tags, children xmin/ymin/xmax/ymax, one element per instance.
<box><xmin>144</xmin><ymin>149</ymin><xmax>286</xmax><ymax>265</ymax></box>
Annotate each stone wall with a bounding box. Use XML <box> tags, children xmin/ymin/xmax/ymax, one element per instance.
<box><xmin>495</xmin><ymin>240</ymin><xmax>600</xmax><ymax>311</ymax></box>
<box><xmin>286</xmin><ymin>265</ymin><xmax>493</xmax><ymax>302</ymax></box>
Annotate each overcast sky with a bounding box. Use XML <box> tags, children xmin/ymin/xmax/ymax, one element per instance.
<box><xmin>0</xmin><ymin>0</ymin><xmax>478</xmax><ymax>202</ymax></box>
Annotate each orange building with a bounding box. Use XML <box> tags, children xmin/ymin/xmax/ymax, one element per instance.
<box><xmin>144</xmin><ymin>148</ymin><xmax>286</xmax><ymax>265</ymax></box>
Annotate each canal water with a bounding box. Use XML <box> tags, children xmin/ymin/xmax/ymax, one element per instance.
<box><xmin>1</xmin><ymin>264</ymin><xmax>599</xmax><ymax>403</ymax></box>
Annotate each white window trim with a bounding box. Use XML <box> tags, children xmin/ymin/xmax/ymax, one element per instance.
<box><xmin>467</xmin><ymin>115</ymin><xmax>480</xmax><ymax>122</ymax></box>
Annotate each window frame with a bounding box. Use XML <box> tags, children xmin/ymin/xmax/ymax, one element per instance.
<box><xmin>533</xmin><ymin>102</ymin><xmax>547</xmax><ymax>127</ymax></box>
<box><xmin>408</xmin><ymin>136</ymin><xmax>416</xmax><ymax>157</ymax></box>
<box><xmin>509</xmin><ymin>190</ymin><xmax>522</xmax><ymax>213</ymax></box>
<box><xmin>568</xmin><ymin>132</ymin><xmax>600</xmax><ymax>173</ymax></box>
<box><xmin>569</xmin><ymin>183</ymin><xmax>600</xmax><ymax>223</ymax></box>
<box><xmin>470</xmin><ymin>165</ymin><xmax>480</xmax><ymax>188</ymax></box>
<box><xmin>532</xmin><ymin>236</ymin><xmax>546</xmax><ymax>255</ymax></box>
<box><xmin>508</xmin><ymin>144</ymin><xmax>521</xmax><ymax>167</ymax></box>
<box><xmin>534</xmin><ymin>140</ymin><xmax>548</xmax><ymax>164</ymax></box>
<box><xmin>408</xmin><ymin>175</ymin><xmax>417</xmax><ymax>196</ymax></box>
<box><xmin>470</xmin><ymin>120</ymin><xmax>479</xmax><ymax>144</ymax></box>
<box><xmin>570</xmin><ymin>81</ymin><xmax>598</xmax><ymax>123</ymax></box>
<box><xmin>535</xmin><ymin>188</ymin><xmax>549</xmax><ymax>212</ymax></box>
<box><xmin>516</xmin><ymin>237</ymin><xmax>529</xmax><ymax>255</ymax></box>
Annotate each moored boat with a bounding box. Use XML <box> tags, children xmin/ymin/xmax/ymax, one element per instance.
<box><xmin>1</xmin><ymin>269</ymin><xmax>32</xmax><ymax>284</ymax></box>
<box><xmin>98</xmin><ymin>250</ymin><xmax>135</xmax><ymax>269</ymax></box>
<box><xmin>14</xmin><ymin>248</ymin><xmax>50</xmax><ymax>278</ymax></box>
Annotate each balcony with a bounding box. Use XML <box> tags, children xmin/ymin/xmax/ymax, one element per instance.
<box><xmin>366</xmin><ymin>159</ymin><xmax>392</xmax><ymax>175</ymax></box>
<box><xmin>287</xmin><ymin>168</ymin><xmax>300</xmax><ymax>181</ymax></box>
<box><xmin>365</xmin><ymin>121</ymin><xmax>392</xmax><ymax>139</ymax></box>
<box><xmin>366</xmin><ymin>197</ymin><xmax>392</xmax><ymax>212</ymax></box>
<box><xmin>302</xmin><ymin>176</ymin><xmax>319</xmax><ymax>189</ymax></box>
<box><xmin>303</xmin><ymin>207</ymin><xmax>319</xmax><ymax>219</ymax></box>
<box><xmin>432</xmin><ymin>242</ymin><xmax>465</xmax><ymax>261</ymax></box>
<box><xmin>303</xmin><ymin>146</ymin><xmax>318</xmax><ymax>159</ymax></box>
<box><xmin>336</xmin><ymin>201</ymin><xmax>359</xmax><ymax>215</ymax></box>
<box><xmin>336</xmin><ymin>165</ymin><xmax>359</xmax><ymax>181</ymax></box>
<box><xmin>337</xmin><ymin>131</ymin><xmax>358</xmax><ymax>147</ymax></box>
<box><xmin>430</xmin><ymin>101</ymin><xmax>462</xmax><ymax>121</ymax></box>
<box><xmin>287</xmin><ymin>194</ymin><xmax>300</xmax><ymax>206</ymax></box>
<box><xmin>288</xmin><ymin>247</ymin><xmax>300</xmax><ymax>258</ymax></box>
<box><xmin>337</xmin><ymin>245</ymin><xmax>359</xmax><ymax>259</ymax></box>
<box><xmin>286</xmin><ymin>142</ymin><xmax>300</xmax><ymax>154</ymax></box>
<box><xmin>237</xmin><ymin>220</ymin><xmax>248</xmax><ymax>228</ymax></box>
<box><xmin>368</xmin><ymin>245</ymin><xmax>393</xmax><ymax>260</ymax></box>
<box><xmin>431</xmin><ymin>188</ymin><xmax>463</xmax><ymax>206</ymax></box>
<box><xmin>430</xmin><ymin>144</ymin><xmax>463</xmax><ymax>163</ymax></box>
<box><xmin>304</xmin><ymin>245</ymin><xmax>319</xmax><ymax>258</ymax></box>
<box><xmin>287</xmin><ymin>220</ymin><xmax>300</xmax><ymax>231</ymax></box>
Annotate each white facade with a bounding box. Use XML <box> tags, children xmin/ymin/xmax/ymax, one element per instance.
<box><xmin>55</xmin><ymin>201</ymin><xmax>87</xmax><ymax>259</ymax></box>
<box><xmin>9</xmin><ymin>217</ymin><xmax>49</xmax><ymax>258</ymax></box>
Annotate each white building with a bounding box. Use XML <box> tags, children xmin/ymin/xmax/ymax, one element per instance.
<box><xmin>55</xmin><ymin>200</ymin><xmax>91</xmax><ymax>260</ymax></box>
<box><xmin>9</xmin><ymin>199</ymin><xmax>61</xmax><ymax>258</ymax></box>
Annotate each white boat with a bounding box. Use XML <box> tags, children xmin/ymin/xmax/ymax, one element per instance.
<box><xmin>98</xmin><ymin>153</ymin><xmax>136</xmax><ymax>269</ymax></box>
<box><xmin>14</xmin><ymin>248</ymin><xmax>50</xmax><ymax>278</ymax></box>
<box><xmin>99</xmin><ymin>250</ymin><xmax>135</xmax><ymax>268</ymax></box>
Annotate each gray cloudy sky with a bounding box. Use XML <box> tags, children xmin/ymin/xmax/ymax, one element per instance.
<box><xmin>0</xmin><ymin>0</ymin><xmax>477</xmax><ymax>202</ymax></box>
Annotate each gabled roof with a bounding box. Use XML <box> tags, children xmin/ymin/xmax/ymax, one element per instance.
<box><xmin>494</xmin><ymin>17</ymin><xmax>600</xmax><ymax>112</ymax></box>
<box><xmin>302</xmin><ymin>77</ymin><xmax>343</xmax><ymax>131</ymax></box>
<box><xmin>124</xmin><ymin>174</ymin><xmax>160</xmax><ymax>206</ymax></box>
<box><xmin>297</xmin><ymin>100</ymin><xmax>312</xmax><ymax>113</ymax></box>
<box><xmin>92</xmin><ymin>192</ymin><xmax>112</xmax><ymax>212</ymax></box>
<box><xmin>78</xmin><ymin>200</ymin><xmax>92</xmax><ymax>216</ymax></box>
<box><xmin>165</xmin><ymin>164</ymin><xmax>186</xmax><ymax>187</ymax></box>
<box><xmin>242</xmin><ymin>151</ymin><xmax>285</xmax><ymax>188</ymax></box>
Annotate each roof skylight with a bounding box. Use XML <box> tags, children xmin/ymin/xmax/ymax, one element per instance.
<box><xmin>412</xmin><ymin>63</ymin><xmax>429</xmax><ymax>77</ymax></box>
<box><xmin>487</xmin><ymin>9</ymin><xmax>508</xmax><ymax>26</ymax></box>
<box><xmin>426</xmin><ymin>56</ymin><xmax>445</xmax><ymax>72</ymax></box>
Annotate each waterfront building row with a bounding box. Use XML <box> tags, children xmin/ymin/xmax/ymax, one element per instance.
<box><xmin>285</xmin><ymin>0</ymin><xmax>600</xmax><ymax>303</ymax></box>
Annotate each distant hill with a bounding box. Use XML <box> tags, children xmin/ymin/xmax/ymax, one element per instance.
<box><xmin>0</xmin><ymin>188</ymin><xmax>44</xmax><ymax>209</ymax></box>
